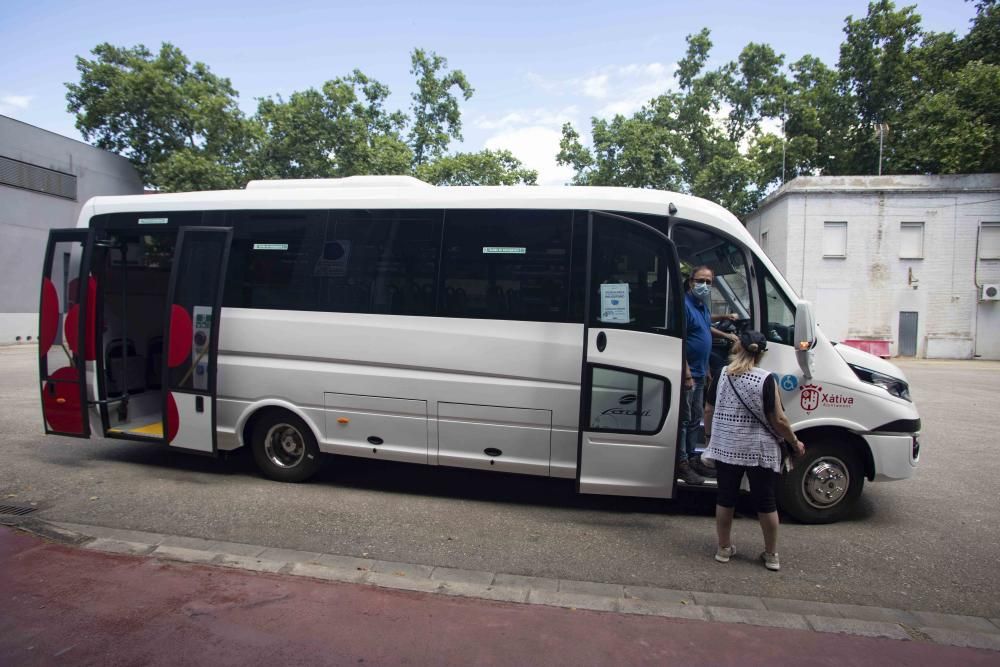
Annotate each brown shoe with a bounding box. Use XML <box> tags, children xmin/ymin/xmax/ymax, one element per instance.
<box><xmin>689</xmin><ymin>455</ymin><xmax>717</xmax><ymax>478</ymax></box>
<box><xmin>677</xmin><ymin>460</ymin><xmax>707</xmax><ymax>485</ymax></box>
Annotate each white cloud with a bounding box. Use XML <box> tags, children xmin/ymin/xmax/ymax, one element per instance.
<box><xmin>484</xmin><ymin>126</ymin><xmax>575</xmax><ymax>186</ymax></box>
<box><xmin>0</xmin><ymin>94</ymin><xmax>32</xmax><ymax>116</ymax></box>
<box><xmin>582</xmin><ymin>74</ymin><xmax>609</xmax><ymax>99</ymax></box>
<box><xmin>527</xmin><ymin>63</ymin><xmax>677</xmax><ymax>120</ymax></box>
<box><xmin>473</xmin><ymin>106</ymin><xmax>579</xmax><ymax>132</ymax></box>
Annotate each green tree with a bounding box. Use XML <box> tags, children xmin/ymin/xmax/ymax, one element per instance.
<box><xmin>66</xmin><ymin>43</ymin><xmax>250</xmax><ymax>189</ymax></box>
<box><xmin>408</xmin><ymin>49</ymin><xmax>474</xmax><ymax>166</ymax></box>
<box><xmin>253</xmin><ymin>71</ymin><xmax>412</xmax><ymax>179</ymax></box>
<box><xmin>415</xmin><ymin>149</ymin><xmax>537</xmax><ymax>185</ymax></box>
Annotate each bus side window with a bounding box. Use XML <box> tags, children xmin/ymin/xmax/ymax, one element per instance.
<box><xmin>440</xmin><ymin>210</ymin><xmax>573</xmax><ymax>323</ymax></box>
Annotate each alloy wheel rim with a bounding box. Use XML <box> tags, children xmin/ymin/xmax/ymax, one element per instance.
<box><xmin>264</xmin><ymin>423</ymin><xmax>306</xmax><ymax>469</ymax></box>
<box><xmin>801</xmin><ymin>456</ymin><xmax>850</xmax><ymax>509</ymax></box>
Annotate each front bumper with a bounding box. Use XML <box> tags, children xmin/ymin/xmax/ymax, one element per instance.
<box><xmin>864</xmin><ymin>432</ymin><xmax>920</xmax><ymax>481</ymax></box>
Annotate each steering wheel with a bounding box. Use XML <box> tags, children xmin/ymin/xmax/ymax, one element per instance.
<box><xmin>716</xmin><ymin>317</ymin><xmax>751</xmax><ymax>337</ymax></box>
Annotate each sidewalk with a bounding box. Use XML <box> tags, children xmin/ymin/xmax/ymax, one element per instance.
<box><xmin>2</xmin><ymin>523</ymin><xmax>999</xmax><ymax>666</ymax></box>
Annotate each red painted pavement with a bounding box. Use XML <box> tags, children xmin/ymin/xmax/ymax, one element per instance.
<box><xmin>0</xmin><ymin>527</ymin><xmax>995</xmax><ymax>666</ymax></box>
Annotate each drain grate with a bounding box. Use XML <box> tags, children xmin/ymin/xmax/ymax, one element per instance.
<box><xmin>0</xmin><ymin>503</ymin><xmax>37</xmax><ymax>516</ymax></box>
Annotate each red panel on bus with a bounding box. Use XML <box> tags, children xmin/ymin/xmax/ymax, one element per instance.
<box><xmin>167</xmin><ymin>305</ymin><xmax>193</xmax><ymax>368</ymax></box>
<box><xmin>42</xmin><ymin>366</ymin><xmax>84</xmax><ymax>434</ymax></box>
<box><xmin>64</xmin><ymin>277</ymin><xmax>97</xmax><ymax>361</ymax></box>
<box><xmin>165</xmin><ymin>391</ymin><xmax>179</xmax><ymax>443</ymax></box>
<box><xmin>39</xmin><ymin>278</ymin><xmax>59</xmax><ymax>356</ymax></box>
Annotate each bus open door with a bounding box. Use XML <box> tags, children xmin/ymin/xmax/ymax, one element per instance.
<box><xmin>576</xmin><ymin>212</ymin><xmax>686</xmax><ymax>499</ymax></box>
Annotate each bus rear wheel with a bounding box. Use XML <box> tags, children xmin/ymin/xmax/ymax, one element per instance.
<box><xmin>251</xmin><ymin>411</ymin><xmax>321</xmax><ymax>483</ymax></box>
<box><xmin>778</xmin><ymin>440</ymin><xmax>863</xmax><ymax>524</ymax></box>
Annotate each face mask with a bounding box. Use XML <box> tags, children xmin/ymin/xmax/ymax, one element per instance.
<box><xmin>692</xmin><ymin>283</ymin><xmax>712</xmax><ymax>299</ymax></box>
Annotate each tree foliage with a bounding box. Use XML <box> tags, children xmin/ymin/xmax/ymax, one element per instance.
<box><xmin>67</xmin><ymin>45</ymin><xmax>530</xmax><ymax>190</ymax></box>
<box><xmin>68</xmin><ymin>2</ymin><xmax>999</xmax><ymax>209</ymax></box>
<box><xmin>558</xmin><ymin>0</ymin><xmax>1000</xmax><ymax>216</ymax></box>
<box><xmin>66</xmin><ymin>43</ymin><xmax>251</xmax><ymax>189</ymax></box>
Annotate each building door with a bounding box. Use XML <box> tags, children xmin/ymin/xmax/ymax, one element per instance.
<box><xmin>898</xmin><ymin>311</ymin><xmax>918</xmax><ymax>357</ymax></box>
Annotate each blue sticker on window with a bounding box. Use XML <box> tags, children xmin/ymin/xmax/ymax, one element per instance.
<box><xmin>780</xmin><ymin>374</ymin><xmax>799</xmax><ymax>391</ymax></box>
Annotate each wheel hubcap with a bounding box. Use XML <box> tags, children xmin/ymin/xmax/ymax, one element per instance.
<box><xmin>802</xmin><ymin>456</ymin><xmax>850</xmax><ymax>509</ymax></box>
<box><xmin>264</xmin><ymin>423</ymin><xmax>306</xmax><ymax>469</ymax></box>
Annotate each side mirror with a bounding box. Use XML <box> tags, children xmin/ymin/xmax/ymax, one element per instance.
<box><xmin>794</xmin><ymin>300</ymin><xmax>817</xmax><ymax>380</ymax></box>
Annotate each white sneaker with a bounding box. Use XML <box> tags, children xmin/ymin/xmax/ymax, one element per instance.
<box><xmin>760</xmin><ymin>551</ymin><xmax>780</xmax><ymax>571</ymax></box>
<box><xmin>715</xmin><ymin>545</ymin><xmax>735</xmax><ymax>563</ymax></box>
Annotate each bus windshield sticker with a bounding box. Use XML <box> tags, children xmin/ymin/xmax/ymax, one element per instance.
<box><xmin>599</xmin><ymin>283</ymin><xmax>630</xmax><ymax>323</ymax></box>
<box><xmin>483</xmin><ymin>247</ymin><xmax>526</xmax><ymax>254</ymax></box>
<box><xmin>253</xmin><ymin>243</ymin><xmax>289</xmax><ymax>251</ymax></box>
<box><xmin>138</xmin><ymin>217</ymin><xmax>168</xmax><ymax>225</ymax></box>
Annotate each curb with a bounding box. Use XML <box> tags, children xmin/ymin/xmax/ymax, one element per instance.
<box><xmin>12</xmin><ymin>518</ymin><xmax>1000</xmax><ymax>652</ymax></box>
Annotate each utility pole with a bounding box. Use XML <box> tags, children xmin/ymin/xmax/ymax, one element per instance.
<box><xmin>781</xmin><ymin>101</ymin><xmax>787</xmax><ymax>184</ymax></box>
<box><xmin>877</xmin><ymin>122</ymin><xmax>889</xmax><ymax>175</ymax></box>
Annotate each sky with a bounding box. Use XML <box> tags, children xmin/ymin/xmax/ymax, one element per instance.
<box><xmin>0</xmin><ymin>0</ymin><xmax>980</xmax><ymax>185</ymax></box>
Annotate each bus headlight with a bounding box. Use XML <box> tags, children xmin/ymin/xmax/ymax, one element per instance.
<box><xmin>849</xmin><ymin>364</ymin><xmax>911</xmax><ymax>401</ymax></box>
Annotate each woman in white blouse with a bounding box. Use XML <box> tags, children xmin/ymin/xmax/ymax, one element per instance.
<box><xmin>702</xmin><ymin>331</ymin><xmax>805</xmax><ymax>572</ymax></box>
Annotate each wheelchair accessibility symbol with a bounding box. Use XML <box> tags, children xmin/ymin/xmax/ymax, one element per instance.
<box><xmin>780</xmin><ymin>374</ymin><xmax>799</xmax><ymax>391</ymax></box>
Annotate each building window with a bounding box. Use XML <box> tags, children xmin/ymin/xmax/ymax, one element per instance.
<box><xmin>900</xmin><ymin>222</ymin><xmax>924</xmax><ymax>259</ymax></box>
<box><xmin>761</xmin><ymin>231</ymin><xmax>769</xmax><ymax>255</ymax></box>
<box><xmin>980</xmin><ymin>223</ymin><xmax>1000</xmax><ymax>260</ymax></box>
<box><xmin>823</xmin><ymin>221</ymin><xmax>848</xmax><ymax>258</ymax></box>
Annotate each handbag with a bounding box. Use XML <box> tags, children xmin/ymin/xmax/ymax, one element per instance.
<box><xmin>724</xmin><ymin>372</ymin><xmax>796</xmax><ymax>473</ymax></box>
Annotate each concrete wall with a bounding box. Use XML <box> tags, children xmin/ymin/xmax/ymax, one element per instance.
<box><xmin>0</xmin><ymin>115</ymin><xmax>143</xmax><ymax>343</ymax></box>
<box><xmin>751</xmin><ymin>176</ymin><xmax>1000</xmax><ymax>359</ymax></box>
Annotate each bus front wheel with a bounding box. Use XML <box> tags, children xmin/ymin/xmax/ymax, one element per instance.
<box><xmin>251</xmin><ymin>411</ymin><xmax>322</xmax><ymax>483</ymax></box>
<box><xmin>778</xmin><ymin>440</ymin><xmax>864</xmax><ymax>524</ymax></box>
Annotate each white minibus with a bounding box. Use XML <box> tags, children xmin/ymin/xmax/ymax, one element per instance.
<box><xmin>38</xmin><ymin>176</ymin><xmax>920</xmax><ymax>523</ymax></box>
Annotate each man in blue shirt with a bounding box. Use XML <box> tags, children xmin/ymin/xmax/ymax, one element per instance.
<box><xmin>679</xmin><ymin>266</ymin><xmax>738</xmax><ymax>484</ymax></box>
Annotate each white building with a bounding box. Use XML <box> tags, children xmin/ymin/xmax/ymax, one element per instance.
<box><xmin>0</xmin><ymin>115</ymin><xmax>143</xmax><ymax>343</ymax></box>
<box><xmin>746</xmin><ymin>174</ymin><xmax>1000</xmax><ymax>360</ymax></box>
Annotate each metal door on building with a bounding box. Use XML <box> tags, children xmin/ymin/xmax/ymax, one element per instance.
<box><xmin>898</xmin><ymin>311</ymin><xmax>918</xmax><ymax>356</ymax></box>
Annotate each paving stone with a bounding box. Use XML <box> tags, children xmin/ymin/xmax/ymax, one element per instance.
<box><xmin>527</xmin><ymin>590</ymin><xmax>620</xmax><ymax>612</ymax></box>
<box><xmin>619</xmin><ymin>599</ymin><xmax>708</xmax><ymax>621</ymax></box>
<box><xmin>909</xmin><ymin>611</ymin><xmax>999</xmax><ymax>634</ymax></box>
<box><xmin>557</xmin><ymin>579</ymin><xmax>623</xmax><ymax>598</ymax></box>
<box><xmin>762</xmin><ymin>597</ymin><xmax>847</xmax><ymax>618</ymax></box>
<box><xmin>491</xmin><ymin>573</ymin><xmax>559</xmax><ymax>591</ymax></box>
<box><xmin>437</xmin><ymin>581</ymin><xmax>529</xmax><ymax>603</ymax></box>
<box><xmin>827</xmin><ymin>603</ymin><xmax>919</xmax><ymax>626</ymax></box>
<box><xmin>19</xmin><ymin>520</ymin><xmax>91</xmax><ymax>545</ymax></box>
<box><xmin>366</xmin><ymin>571</ymin><xmax>442</xmax><ymax>593</ymax></box>
<box><xmin>151</xmin><ymin>545</ymin><xmax>219</xmax><ymax>564</ymax></box>
<box><xmin>991</xmin><ymin>618</ymin><xmax>1000</xmax><ymax>632</ymax></box>
<box><xmin>215</xmin><ymin>553</ymin><xmax>286</xmax><ymax>574</ymax></box>
<box><xmin>806</xmin><ymin>615</ymin><xmax>911</xmax><ymax>640</ymax></box>
<box><xmin>430</xmin><ymin>566</ymin><xmax>495</xmax><ymax>585</ymax></box>
<box><xmin>369</xmin><ymin>560</ymin><xmax>435</xmax><ymax>579</ymax></box>
<box><xmin>624</xmin><ymin>586</ymin><xmax>695</xmax><ymax>604</ymax></box>
<box><xmin>256</xmin><ymin>547</ymin><xmax>326</xmax><ymax>564</ymax></box>
<box><xmin>83</xmin><ymin>538</ymin><xmax>156</xmax><ymax>556</ymax></box>
<box><xmin>63</xmin><ymin>524</ymin><xmax>165</xmax><ymax>545</ymax></box>
<box><xmin>290</xmin><ymin>562</ymin><xmax>367</xmax><ymax>584</ymax></box>
<box><xmin>157</xmin><ymin>535</ymin><xmax>264</xmax><ymax>558</ymax></box>
<box><xmin>317</xmin><ymin>554</ymin><xmax>376</xmax><ymax>573</ymax></box>
<box><xmin>921</xmin><ymin>628</ymin><xmax>1000</xmax><ymax>651</ymax></box>
<box><xmin>707</xmin><ymin>607</ymin><xmax>810</xmax><ymax>630</ymax></box>
<box><xmin>692</xmin><ymin>592</ymin><xmax>766</xmax><ymax>610</ymax></box>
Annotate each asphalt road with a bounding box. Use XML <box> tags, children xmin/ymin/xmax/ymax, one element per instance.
<box><xmin>2</xmin><ymin>345</ymin><xmax>998</xmax><ymax>617</ymax></box>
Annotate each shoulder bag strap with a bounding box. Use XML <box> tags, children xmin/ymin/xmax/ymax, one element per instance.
<box><xmin>725</xmin><ymin>373</ymin><xmax>784</xmax><ymax>443</ymax></box>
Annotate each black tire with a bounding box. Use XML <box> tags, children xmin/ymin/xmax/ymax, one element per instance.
<box><xmin>250</xmin><ymin>411</ymin><xmax>322</xmax><ymax>483</ymax></box>
<box><xmin>778</xmin><ymin>440</ymin><xmax>864</xmax><ymax>524</ymax></box>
